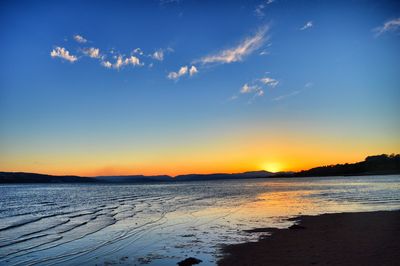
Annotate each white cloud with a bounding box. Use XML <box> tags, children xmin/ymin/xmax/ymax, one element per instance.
<box><xmin>254</xmin><ymin>0</ymin><xmax>274</xmax><ymax>18</ymax></box>
<box><xmin>196</xmin><ymin>26</ymin><xmax>268</xmax><ymax>65</ymax></box>
<box><xmin>133</xmin><ymin>48</ymin><xmax>144</xmax><ymax>55</ymax></box>
<box><xmin>228</xmin><ymin>95</ymin><xmax>238</xmax><ymax>101</ymax></box>
<box><xmin>112</xmin><ymin>55</ymin><xmax>143</xmax><ymax>69</ymax></box>
<box><xmin>101</xmin><ymin>61</ymin><xmax>112</xmax><ymax>68</ymax></box>
<box><xmin>305</xmin><ymin>82</ymin><xmax>313</xmax><ymax>88</ymax></box>
<box><xmin>300</xmin><ymin>21</ymin><xmax>313</xmax><ymax>31</ymax></box>
<box><xmin>240</xmin><ymin>83</ymin><xmax>255</xmax><ymax>94</ymax></box>
<box><xmin>50</xmin><ymin>47</ymin><xmax>78</xmax><ymax>62</ymax></box>
<box><xmin>260</xmin><ymin>77</ymin><xmax>279</xmax><ymax>87</ymax></box>
<box><xmin>273</xmin><ymin>90</ymin><xmax>300</xmax><ymax>101</ymax></box>
<box><xmin>167</xmin><ymin>72</ymin><xmax>179</xmax><ymax>80</ymax></box>
<box><xmin>151</xmin><ymin>47</ymin><xmax>173</xmax><ymax>61</ymax></box>
<box><xmin>189</xmin><ymin>65</ymin><xmax>198</xmax><ymax>76</ymax></box>
<box><xmin>272</xmin><ymin>82</ymin><xmax>311</xmax><ymax>101</ymax></box>
<box><xmin>256</xmin><ymin>90</ymin><xmax>264</xmax><ymax>96</ymax></box>
<box><xmin>233</xmin><ymin>74</ymin><xmax>278</xmax><ymax>101</ymax></box>
<box><xmin>167</xmin><ymin>65</ymin><xmax>197</xmax><ymax>80</ymax></box>
<box><xmin>73</xmin><ymin>35</ymin><xmax>87</xmax><ymax>43</ymax></box>
<box><xmin>125</xmin><ymin>56</ymin><xmax>142</xmax><ymax>66</ymax></box>
<box><xmin>373</xmin><ymin>18</ymin><xmax>400</xmax><ymax>37</ymax></box>
<box><xmin>83</xmin><ymin>47</ymin><xmax>101</xmax><ymax>58</ymax></box>
<box><xmin>167</xmin><ymin>65</ymin><xmax>187</xmax><ymax>80</ymax></box>
<box><xmin>114</xmin><ymin>56</ymin><xmax>125</xmax><ymax>69</ymax></box>
<box><xmin>152</xmin><ymin>50</ymin><xmax>164</xmax><ymax>61</ymax></box>
<box><xmin>178</xmin><ymin>66</ymin><xmax>188</xmax><ymax>75</ymax></box>
<box><xmin>239</xmin><ymin>83</ymin><xmax>264</xmax><ymax>97</ymax></box>
<box><xmin>167</xmin><ymin>65</ymin><xmax>196</xmax><ymax>80</ymax></box>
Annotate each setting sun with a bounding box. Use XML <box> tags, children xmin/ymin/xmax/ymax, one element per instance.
<box><xmin>262</xmin><ymin>162</ymin><xmax>282</xmax><ymax>173</ymax></box>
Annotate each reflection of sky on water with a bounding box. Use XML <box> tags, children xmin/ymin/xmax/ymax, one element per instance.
<box><xmin>0</xmin><ymin>175</ymin><xmax>399</xmax><ymax>265</ymax></box>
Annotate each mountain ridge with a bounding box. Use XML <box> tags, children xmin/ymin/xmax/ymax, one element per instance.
<box><xmin>1</xmin><ymin>154</ymin><xmax>399</xmax><ymax>183</ymax></box>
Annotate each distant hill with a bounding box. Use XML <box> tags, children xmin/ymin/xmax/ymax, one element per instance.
<box><xmin>0</xmin><ymin>172</ymin><xmax>95</xmax><ymax>183</ymax></box>
<box><xmin>95</xmin><ymin>175</ymin><xmax>172</xmax><ymax>183</ymax></box>
<box><xmin>1</xmin><ymin>154</ymin><xmax>399</xmax><ymax>183</ymax></box>
<box><xmin>292</xmin><ymin>154</ymin><xmax>400</xmax><ymax>177</ymax></box>
<box><xmin>175</xmin><ymin>170</ymin><xmax>274</xmax><ymax>181</ymax></box>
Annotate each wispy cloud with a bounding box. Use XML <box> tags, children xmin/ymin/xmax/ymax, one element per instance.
<box><xmin>373</xmin><ymin>18</ymin><xmax>400</xmax><ymax>37</ymax></box>
<box><xmin>73</xmin><ymin>34</ymin><xmax>87</xmax><ymax>43</ymax></box>
<box><xmin>189</xmin><ymin>65</ymin><xmax>198</xmax><ymax>76</ymax></box>
<box><xmin>254</xmin><ymin>0</ymin><xmax>275</xmax><ymax>18</ymax></box>
<box><xmin>273</xmin><ymin>90</ymin><xmax>300</xmax><ymax>101</ymax></box>
<box><xmin>195</xmin><ymin>26</ymin><xmax>268</xmax><ymax>65</ymax></box>
<box><xmin>273</xmin><ymin>82</ymin><xmax>313</xmax><ymax>101</ymax></box>
<box><xmin>240</xmin><ymin>83</ymin><xmax>260</xmax><ymax>94</ymax></box>
<box><xmin>133</xmin><ymin>48</ymin><xmax>144</xmax><ymax>55</ymax></box>
<box><xmin>304</xmin><ymin>81</ymin><xmax>313</xmax><ymax>88</ymax></box>
<box><xmin>112</xmin><ymin>55</ymin><xmax>143</xmax><ymax>70</ymax></box>
<box><xmin>152</xmin><ymin>50</ymin><xmax>164</xmax><ymax>61</ymax></box>
<box><xmin>167</xmin><ymin>66</ymin><xmax>188</xmax><ymax>80</ymax></box>
<box><xmin>260</xmin><ymin>77</ymin><xmax>279</xmax><ymax>87</ymax></box>
<box><xmin>50</xmin><ymin>47</ymin><xmax>78</xmax><ymax>62</ymax></box>
<box><xmin>125</xmin><ymin>55</ymin><xmax>142</xmax><ymax>66</ymax></box>
<box><xmin>239</xmin><ymin>83</ymin><xmax>265</xmax><ymax>104</ymax></box>
<box><xmin>52</xmin><ymin>35</ymin><xmax>155</xmax><ymax>71</ymax></box>
<box><xmin>232</xmin><ymin>74</ymin><xmax>279</xmax><ymax>101</ymax></box>
<box><xmin>83</xmin><ymin>47</ymin><xmax>101</xmax><ymax>58</ymax></box>
<box><xmin>300</xmin><ymin>21</ymin><xmax>313</xmax><ymax>31</ymax></box>
<box><xmin>167</xmin><ymin>65</ymin><xmax>198</xmax><ymax>80</ymax></box>
<box><xmin>101</xmin><ymin>61</ymin><xmax>112</xmax><ymax>68</ymax></box>
<box><xmin>151</xmin><ymin>47</ymin><xmax>173</xmax><ymax>62</ymax></box>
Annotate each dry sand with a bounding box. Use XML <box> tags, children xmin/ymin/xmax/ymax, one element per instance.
<box><xmin>219</xmin><ymin>211</ymin><xmax>400</xmax><ymax>266</ymax></box>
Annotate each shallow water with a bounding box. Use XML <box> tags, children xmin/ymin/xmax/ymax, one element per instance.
<box><xmin>0</xmin><ymin>175</ymin><xmax>399</xmax><ymax>266</ymax></box>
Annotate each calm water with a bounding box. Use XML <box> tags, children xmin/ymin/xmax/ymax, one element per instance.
<box><xmin>0</xmin><ymin>175</ymin><xmax>399</xmax><ymax>266</ymax></box>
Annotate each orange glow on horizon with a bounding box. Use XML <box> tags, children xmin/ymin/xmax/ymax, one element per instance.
<box><xmin>1</xmin><ymin>123</ymin><xmax>399</xmax><ymax>177</ymax></box>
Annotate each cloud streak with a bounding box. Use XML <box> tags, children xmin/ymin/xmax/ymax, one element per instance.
<box><xmin>73</xmin><ymin>35</ymin><xmax>87</xmax><ymax>43</ymax></box>
<box><xmin>232</xmin><ymin>74</ymin><xmax>278</xmax><ymax>102</ymax></box>
<box><xmin>189</xmin><ymin>65</ymin><xmax>198</xmax><ymax>76</ymax></box>
<box><xmin>260</xmin><ymin>77</ymin><xmax>279</xmax><ymax>87</ymax></box>
<box><xmin>254</xmin><ymin>0</ymin><xmax>274</xmax><ymax>18</ymax></box>
<box><xmin>273</xmin><ymin>90</ymin><xmax>300</xmax><ymax>101</ymax></box>
<box><xmin>373</xmin><ymin>18</ymin><xmax>400</xmax><ymax>37</ymax></box>
<box><xmin>300</xmin><ymin>21</ymin><xmax>313</xmax><ymax>31</ymax></box>
<box><xmin>273</xmin><ymin>82</ymin><xmax>313</xmax><ymax>101</ymax></box>
<box><xmin>83</xmin><ymin>47</ymin><xmax>101</xmax><ymax>58</ymax></box>
<box><xmin>112</xmin><ymin>55</ymin><xmax>143</xmax><ymax>70</ymax></box>
<box><xmin>152</xmin><ymin>50</ymin><xmax>164</xmax><ymax>61</ymax></box>
<box><xmin>167</xmin><ymin>66</ymin><xmax>188</xmax><ymax>80</ymax></box>
<box><xmin>168</xmin><ymin>65</ymin><xmax>198</xmax><ymax>80</ymax></box>
<box><xmin>195</xmin><ymin>26</ymin><xmax>268</xmax><ymax>65</ymax></box>
<box><xmin>50</xmin><ymin>47</ymin><xmax>78</xmax><ymax>62</ymax></box>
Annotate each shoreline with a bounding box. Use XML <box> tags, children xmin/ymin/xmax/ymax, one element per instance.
<box><xmin>218</xmin><ymin>210</ymin><xmax>400</xmax><ymax>266</ymax></box>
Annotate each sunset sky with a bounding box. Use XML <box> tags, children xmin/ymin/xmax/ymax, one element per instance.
<box><xmin>0</xmin><ymin>0</ymin><xmax>399</xmax><ymax>176</ymax></box>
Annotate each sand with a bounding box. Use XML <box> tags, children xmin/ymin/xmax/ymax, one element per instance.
<box><xmin>218</xmin><ymin>210</ymin><xmax>400</xmax><ymax>266</ymax></box>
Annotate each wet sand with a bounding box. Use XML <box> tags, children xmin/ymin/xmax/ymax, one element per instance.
<box><xmin>219</xmin><ymin>210</ymin><xmax>400</xmax><ymax>266</ymax></box>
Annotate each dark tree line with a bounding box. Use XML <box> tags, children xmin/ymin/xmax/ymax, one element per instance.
<box><xmin>294</xmin><ymin>154</ymin><xmax>400</xmax><ymax>177</ymax></box>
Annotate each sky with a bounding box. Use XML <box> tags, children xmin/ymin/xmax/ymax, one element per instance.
<box><xmin>0</xmin><ymin>0</ymin><xmax>399</xmax><ymax>176</ymax></box>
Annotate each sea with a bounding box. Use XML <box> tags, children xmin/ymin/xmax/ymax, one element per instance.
<box><xmin>0</xmin><ymin>175</ymin><xmax>399</xmax><ymax>266</ymax></box>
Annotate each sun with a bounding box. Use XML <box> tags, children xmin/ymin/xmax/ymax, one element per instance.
<box><xmin>262</xmin><ymin>162</ymin><xmax>282</xmax><ymax>173</ymax></box>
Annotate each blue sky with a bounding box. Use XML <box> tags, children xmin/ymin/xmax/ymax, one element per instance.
<box><xmin>1</xmin><ymin>0</ymin><xmax>399</xmax><ymax>175</ymax></box>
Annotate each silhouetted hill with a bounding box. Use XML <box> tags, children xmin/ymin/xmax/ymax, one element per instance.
<box><xmin>95</xmin><ymin>175</ymin><xmax>172</xmax><ymax>183</ymax></box>
<box><xmin>1</xmin><ymin>154</ymin><xmax>399</xmax><ymax>183</ymax></box>
<box><xmin>0</xmin><ymin>172</ymin><xmax>95</xmax><ymax>183</ymax></box>
<box><xmin>293</xmin><ymin>154</ymin><xmax>400</xmax><ymax>177</ymax></box>
<box><xmin>175</xmin><ymin>170</ymin><xmax>273</xmax><ymax>181</ymax></box>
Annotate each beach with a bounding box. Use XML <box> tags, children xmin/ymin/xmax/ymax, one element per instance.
<box><xmin>219</xmin><ymin>210</ymin><xmax>400</xmax><ymax>266</ymax></box>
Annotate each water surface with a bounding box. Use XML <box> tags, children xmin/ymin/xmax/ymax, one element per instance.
<box><xmin>0</xmin><ymin>175</ymin><xmax>399</xmax><ymax>265</ymax></box>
